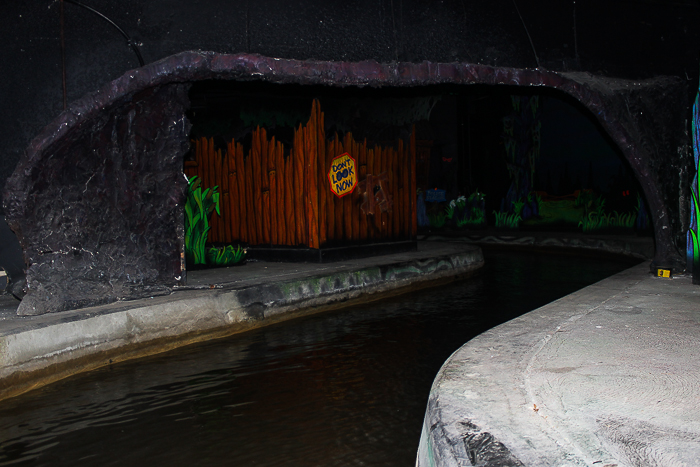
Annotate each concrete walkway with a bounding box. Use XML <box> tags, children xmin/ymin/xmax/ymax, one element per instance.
<box><xmin>418</xmin><ymin>262</ymin><xmax>700</xmax><ymax>467</ymax></box>
<box><xmin>0</xmin><ymin>242</ymin><xmax>483</xmax><ymax>401</ymax></box>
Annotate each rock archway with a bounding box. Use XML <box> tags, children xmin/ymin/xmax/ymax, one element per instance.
<box><xmin>3</xmin><ymin>51</ymin><xmax>688</xmax><ymax>315</ymax></box>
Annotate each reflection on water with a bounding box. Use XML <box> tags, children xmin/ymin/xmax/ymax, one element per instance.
<box><xmin>0</xmin><ymin>248</ymin><xmax>640</xmax><ymax>466</ymax></box>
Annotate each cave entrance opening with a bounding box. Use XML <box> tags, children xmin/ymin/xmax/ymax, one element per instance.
<box><xmin>182</xmin><ymin>79</ymin><xmax>653</xmax><ymax>271</ymax></box>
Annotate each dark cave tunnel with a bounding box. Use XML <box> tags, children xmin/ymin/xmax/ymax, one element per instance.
<box><xmin>2</xmin><ymin>52</ymin><xmax>686</xmax><ymax>315</ymax></box>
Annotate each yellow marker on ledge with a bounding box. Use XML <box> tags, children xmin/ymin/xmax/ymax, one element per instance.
<box><xmin>656</xmin><ymin>268</ymin><xmax>672</xmax><ymax>278</ymax></box>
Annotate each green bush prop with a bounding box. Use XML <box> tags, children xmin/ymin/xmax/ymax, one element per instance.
<box><xmin>184</xmin><ymin>176</ymin><xmax>220</xmax><ymax>266</ymax></box>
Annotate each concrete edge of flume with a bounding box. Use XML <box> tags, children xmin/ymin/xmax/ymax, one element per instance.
<box><xmin>0</xmin><ymin>245</ymin><xmax>484</xmax><ymax>402</ymax></box>
<box><xmin>415</xmin><ymin>260</ymin><xmax>673</xmax><ymax>467</ymax></box>
<box><xmin>420</xmin><ymin>232</ymin><xmax>655</xmax><ymax>262</ymax></box>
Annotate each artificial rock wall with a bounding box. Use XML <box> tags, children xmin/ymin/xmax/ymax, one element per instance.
<box><xmin>4</xmin><ymin>83</ymin><xmax>190</xmax><ymax>315</ymax></box>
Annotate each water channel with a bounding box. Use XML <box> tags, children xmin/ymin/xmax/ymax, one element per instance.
<box><xmin>0</xmin><ymin>247</ymin><xmax>641</xmax><ymax>466</ymax></box>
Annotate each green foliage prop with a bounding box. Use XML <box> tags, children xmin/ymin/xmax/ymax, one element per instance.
<box><xmin>691</xmin><ymin>190</ymin><xmax>700</xmax><ymax>263</ymax></box>
<box><xmin>575</xmin><ymin>191</ymin><xmax>637</xmax><ymax>233</ymax></box>
<box><xmin>429</xmin><ymin>212</ymin><xmax>447</xmax><ymax>228</ymax></box>
<box><xmin>206</xmin><ymin>245</ymin><xmax>247</xmax><ymax>266</ymax></box>
<box><xmin>444</xmin><ymin>191</ymin><xmax>487</xmax><ymax>228</ymax></box>
<box><xmin>493</xmin><ymin>210</ymin><xmax>522</xmax><ymax>229</ymax></box>
<box><xmin>185</xmin><ymin>176</ymin><xmax>220</xmax><ymax>266</ymax></box>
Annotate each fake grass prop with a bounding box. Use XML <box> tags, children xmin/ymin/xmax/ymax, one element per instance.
<box><xmin>429</xmin><ymin>212</ymin><xmax>447</xmax><ymax>228</ymax></box>
<box><xmin>493</xmin><ymin>194</ymin><xmax>526</xmax><ymax>229</ymax></box>
<box><xmin>206</xmin><ymin>245</ymin><xmax>247</xmax><ymax>266</ymax></box>
<box><xmin>185</xmin><ymin>176</ymin><xmax>220</xmax><ymax>266</ymax></box>
<box><xmin>575</xmin><ymin>190</ymin><xmax>637</xmax><ymax>233</ymax></box>
<box><xmin>493</xmin><ymin>211</ymin><xmax>522</xmax><ymax>229</ymax></box>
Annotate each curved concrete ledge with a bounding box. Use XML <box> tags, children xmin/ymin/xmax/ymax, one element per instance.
<box><xmin>418</xmin><ymin>262</ymin><xmax>700</xmax><ymax>466</ymax></box>
<box><xmin>422</xmin><ymin>231</ymin><xmax>655</xmax><ymax>262</ymax></box>
<box><xmin>0</xmin><ymin>242</ymin><xmax>482</xmax><ymax>402</ymax></box>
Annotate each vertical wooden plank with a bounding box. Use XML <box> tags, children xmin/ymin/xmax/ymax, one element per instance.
<box><xmin>358</xmin><ymin>139</ymin><xmax>368</xmax><ymax>242</ymax></box>
<box><xmin>235</xmin><ymin>143</ymin><xmax>247</xmax><ymax>244</ymax></box>
<box><xmin>387</xmin><ymin>146</ymin><xmax>394</xmax><ymax>240</ymax></box>
<box><xmin>366</xmin><ymin>147</ymin><xmax>375</xmax><ymax>241</ymax></box>
<box><xmin>253</xmin><ymin>127</ymin><xmax>264</xmax><ymax>244</ymax></box>
<box><xmin>399</xmin><ymin>141</ymin><xmax>407</xmax><ymax>237</ymax></box>
<box><xmin>410</xmin><ymin>125</ymin><xmax>417</xmax><ymax>238</ymax></box>
<box><xmin>275</xmin><ymin>142</ymin><xmax>286</xmax><ymax>245</ymax></box>
<box><xmin>218</xmin><ymin>148</ymin><xmax>227</xmax><ymax>243</ymax></box>
<box><xmin>245</xmin><ymin>144</ymin><xmax>256</xmax><ymax>245</ymax></box>
<box><xmin>261</xmin><ymin>128</ymin><xmax>271</xmax><ymax>245</ymax></box>
<box><xmin>213</xmin><ymin>140</ymin><xmax>221</xmax><ymax>243</ymax></box>
<box><xmin>383</xmin><ymin>146</ymin><xmax>392</xmax><ymax>239</ymax></box>
<box><xmin>351</xmin><ymin>139</ymin><xmax>360</xmax><ymax>242</ymax></box>
<box><xmin>392</xmin><ymin>143</ymin><xmax>400</xmax><ymax>238</ymax></box>
<box><xmin>209</xmin><ymin>140</ymin><xmax>219</xmax><ymax>243</ymax></box>
<box><xmin>325</xmin><ymin>139</ymin><xmax>335</xmax><ymax>243</ymax></box>
<box><xmin>306</xmin><ymin>100</ymin><xmax>319</xmax><ymax>250</ymax></box>
<box><xmin>317</xmin><ymin>101</ymin><xmax>327</xmax><ymax>247</ymax></box>
<box><xmin>207</xmin><ymin>137</ymin><xmax>216</xmax><ymax>198</ymax></box>
<box><xmin>231</xmin><ymin>141</ymin><xmax>241</xmax><ymax>242</ymax></box>
<box><xmin>227</xmin><ymin>141</ymin><xmax>236</xmax><ymax>242</ymax></box>
<box><xmin>294</xmin><ymin>124</ymin><xmax>306</xmax><ymax>246</ymax></box>
<box><xmin>285</xmin><ymin>150</ymin><xmax>296</xmax><ymax>245</ymax></box>
<box><xmin>269</xmin><ymin>136</ymin><xmax>278</xmax><ymax>246</ymax></box>
<box><xmin>342</xmin><ymin>132</ymin><xmax>353</xmax><ymax>242</ymax></box>
<box><xmin>262</xmin><ymin>191</ymin><xmax>270</xmax><ymax>246</ymax></box>
<box><xmin>303</xmin><ymin>118</ymin><xmax>311</xmax><ymax>247</ymax></box>
<box><xmin>376</xmin><ymin>145</ymin><xmax>385</xmax><ymax>239</ymax></box>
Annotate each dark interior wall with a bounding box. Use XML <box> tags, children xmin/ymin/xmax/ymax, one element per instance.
<box><xmin>1</xmin><ymin>0</ymin><xmax>699</xmax><ymax>208</ymax></box>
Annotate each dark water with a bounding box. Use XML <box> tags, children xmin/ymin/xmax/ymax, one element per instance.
<box><xmin>0</xmin><ymin>248</ymin><xmax>640</xmax><ymax>466</ymax></box>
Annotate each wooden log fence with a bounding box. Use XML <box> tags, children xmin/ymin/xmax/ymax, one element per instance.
<box><xmin>184</xmin><ymin>99</ymin><xmax>416</xmax><ymax>248</ymax></box>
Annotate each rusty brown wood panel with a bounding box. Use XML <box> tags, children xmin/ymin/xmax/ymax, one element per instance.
<box><xmin>285</xmin><ymin>149</ymin><xmax>296</xmax><ymax>245</ymax></box>
<box><xmin>410</xmin><ymin>126</ymin><xmax>417</xmax><ymax>237</ymax></box>
<box><xmin>260</xmin><ymin>129</ymin><xmax>270</xmax><ymax>245</ymax></box>
<box><xmin>317</xmin><ymin>102</ymin><xmax>327</xmax><ymax>247</ymax></box>
<box><xmin>358</xmin><ymin>139</ymin><xmax>368</xmax><ymax>242</ymax></box>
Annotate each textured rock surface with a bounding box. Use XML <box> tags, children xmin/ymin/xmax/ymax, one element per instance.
<box><xmin>4</xmin><ymin>84</ymin><xmax>190</xmax><ymax>315</ymax></box>
<box><xmin>417</xmin><ymin>263</ymin><xmax>700</xmax><ymax>466</ymax></box>
<box><xmin>3</xmin><ymin>51</ymin><xmax>689</xmax><ymax>315</ymax></box>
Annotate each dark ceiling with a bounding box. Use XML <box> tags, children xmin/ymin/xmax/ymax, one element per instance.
<box><xmin>1</xmin><ymin>0</ymin><xmax>698</xmax><ymax>205</ymax></box>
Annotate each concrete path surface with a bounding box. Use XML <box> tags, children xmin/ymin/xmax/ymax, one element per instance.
<box><xmin>0</xmin><ymin>242</ymin><xmax>483</xmax><ymax>401</ymax></box>
<box><xmin>418</xmin><ymin>262</ymin><xmax>700</xmax><ymax>467</ymax></box>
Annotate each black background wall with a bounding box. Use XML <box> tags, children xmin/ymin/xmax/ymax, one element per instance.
<box><xmin>1</xmin><ymin>0</ymin><xmax>699</xmax><ymax>211</ymax></box>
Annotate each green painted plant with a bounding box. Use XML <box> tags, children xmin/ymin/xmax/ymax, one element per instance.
<box><xmin>578</xmin><ymin>208</ymin><xmax>637</xmax><ymax>232</ymax></box>
<box><xmin>456</xmin><ymin>212</ymin><xmax>485</xmax><ymax>227</ymax></box>
<box><xmin>578</xmin><ymin>212</ymin><xmax>605</xmax><ymax>232</ymax></box>
<box><xmin>429</xmin><ymin>212</ymin><xmax>447</xmax><ymax>228</ymax></box>
<box><xmin>512</xmin><ymin>198</ymin><xmax>525</xmax><ymax>218</ymax></box>
<box><xmin>493</xmin><ymin>210</ymin><xmax>522</xmax><ymax>229</ymax></box>
<box><xmin>445</xmin><ymin>195</ymin><xmax>467</xmax><ymax>220</ymax></box>
<box><xmin>185</xmin><ymin>176</ymin><xmax>220</xmax><ymax>266</ymax></box>
<box><xmin>691</xmin><ymin>190</ymin><xmax>700</xmax><ymax>264</ymax></box>
<box><xmin>448</xmin><ymin>191</ymin><xmax>487</xmax><ymax>228</ymax></box>
<box><xmin>206</xmin><ymin>245</ymin><xmax>246</xmax><ymax>266</ymax></box>
<box><xmin>689</xmin><ymin>74</ymin><xmax>699</xmax><ymax>278</ymax></box>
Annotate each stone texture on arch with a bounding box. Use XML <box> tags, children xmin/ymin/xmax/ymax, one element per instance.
<box><xmin>3</xmin><ymin>51</ymin><xmax>688</xmax><ymax>315</ymax></box>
